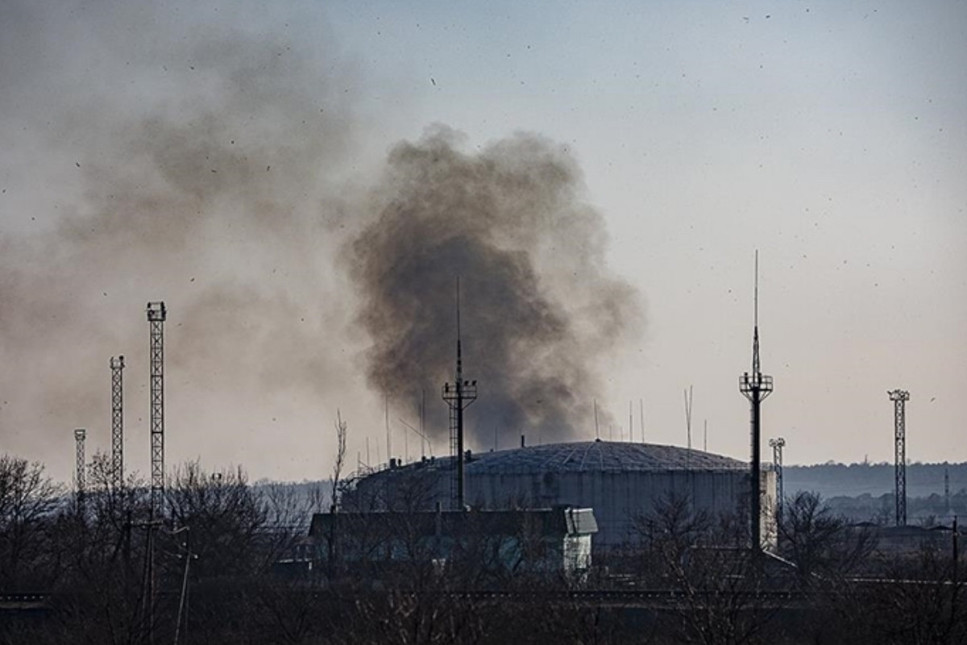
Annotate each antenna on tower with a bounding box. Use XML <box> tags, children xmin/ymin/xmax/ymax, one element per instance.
<box><xmin>752</xmin><ymin>250</ymin><xmax>761</xmax><ymax>376</ymax></box>
<box><xmin>888</xmin><ymin>389</ymin><xmax>910</xmax><ymax>526</ymax></box>
<box><xmin>442</xmin><ymin>278</ymin><xmax>477</xmax><ymax>510</ymax></box>
<box><xmin>110</xmin><ymin>356</ymin><xmax>125</xmax><ymax>490</ymax></box>
<box><xmin>740</xmin><ymin>251</ymin><xmax>773</xmax><ymax>555</ymax></box>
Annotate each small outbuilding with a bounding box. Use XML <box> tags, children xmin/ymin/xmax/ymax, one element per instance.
<box><xmin>309</xmin><ymin>506</ymin><xmax>598</xmax><ymax>580</ymax></box>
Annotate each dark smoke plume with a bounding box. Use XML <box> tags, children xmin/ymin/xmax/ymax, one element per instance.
<box><xmin>348</xmin><ymin>127</ymin><xmax>641</xmax><ymax>446</ymax></box>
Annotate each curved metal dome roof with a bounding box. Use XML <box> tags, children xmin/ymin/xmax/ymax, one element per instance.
<box><xmin>461</xmin><ymin>440</ymin><xmax>747</xmax><ymax>474</ymax></box>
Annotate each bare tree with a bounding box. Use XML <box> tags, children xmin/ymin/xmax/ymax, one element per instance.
<box><xmin>330</xmin><ymin>410</ymin><xmax>347</xmax><ymax>513</ymax></box>
<box><xmin>633</xmin><ymin>493</ymin><xmax>777</xmax><ymax>645</ymax></box>
<box><xmin>0</xmin><ymin>455</ymin><xmax>62</xmax><ymax>589</ymax></box>
<box><xmin>164</xmin><ymin>461</ymin><xmax>269</xmax><ymax>578</ymax></box>
<box><xmin>779</xmin><ymin>491</ymin><xmax>876</xmax><ymax>582</ymax></box>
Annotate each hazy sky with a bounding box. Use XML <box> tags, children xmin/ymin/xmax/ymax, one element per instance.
<box><xmin>1</xmin><ymin>0</ymin><xmax>964</xmax><ymax>485</ymax></box>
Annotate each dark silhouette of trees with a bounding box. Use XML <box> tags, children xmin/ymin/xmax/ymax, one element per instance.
<box><xmin>778</xmin><ymin>491</ymin><xmax>877</xmax><ymax>582</ymax></box>
<box><xmin>2</xmin><ymin>450</ymin><xmax>966</xmax><ymax>644</ymax></box>
<box><xmin>0</xmin><ymin>456</ymin><xmax>61</xmax><ymax>590</ymax></box>
<box><xmin>632</xmin><ymin>493</ymin><xmax>779</xmax><ymax>645</ymax></box>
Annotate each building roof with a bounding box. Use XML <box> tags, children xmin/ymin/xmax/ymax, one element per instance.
<box><xmin>411</xmin><ymin>440</ymin><xmax>747</xmax><ymax>475</ymax></box>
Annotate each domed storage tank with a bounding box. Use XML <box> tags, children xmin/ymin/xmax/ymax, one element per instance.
<box><xmin>348</xmin><ymin>440</ymin><xmax>775</xmax><ymax>550</ymax></box>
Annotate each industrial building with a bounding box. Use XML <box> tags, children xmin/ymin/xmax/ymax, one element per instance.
<box><xmin>346</xmin><ymin>440</ymin><xmax>776</xmax><ymax>551</ymax></box>
<box><xmin>309</xmin><ymin>506</ymin><xmax>598</xmax><ymax>579</ymax></box>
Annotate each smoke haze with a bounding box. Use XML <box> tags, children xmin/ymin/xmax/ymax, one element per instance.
<box><xmin>0</xmin><ymin>1</ymin><xmax>370</xmax><ymax>481</ymax></box>
<box><xmin>0</xmin><ymin>2</ymin><xmax>641</xmax><ymax>480</ymax></box>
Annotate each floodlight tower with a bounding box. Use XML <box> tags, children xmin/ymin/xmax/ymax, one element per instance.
<box><xmin>147</xmin><ymin>302</ymin><xmax>167</xmax><ymax>517</ymax></box>
<box><xmin>739</xmin><ymin>252</ymin><xmax>773</xmax><ymax>553</ymax></box>
<box><xmin>888</xmin><ymin>389</ymin><xmax>910</xmax><ymax>527</ymax></box>
<box><xmin>74</xmin><ymin>428</ymin><xmax>87</xmax><ymax>512</ymax></box>
<box><xmin>442</xmin><ymin>280</ymin><xmax>477</xmax><ymax>510</ymax></box>
<box><xmin>769</xmin><ymin>437</ymin><xmax>786</xmax><ymax>522</ymax></box>
<box><xmin>110</xmin><ymin>355</ymin><xmax>125</xmax><ymax>490</ymax></box>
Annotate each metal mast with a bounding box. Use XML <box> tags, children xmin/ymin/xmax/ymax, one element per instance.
<box><xmin>110</xmin><ymin>355</ymin><xmax>125</xmax><ymax>489</ymax></box>
<box><xmin>769</xmin><ymin>437</ymin><xmax>786</xmax><ymax>522</ymax></box>
<box><xmin>888</xmin><ymin>389</ymin><xmax>910</xmax><ymax>526</ymax></box>
<box><xmin>442</xmin><ymin>279</ymin><xmax>476</xmax><ymax>510</ymax></box>
<box><xmin>945</xmin><ymin>466</ymin><xmax>951</xmax><ymax>516</ymax></box>
<box><xmin>74</xmin><ymin>428</ymin><xmax>86</xmax><ymax>512</ymax></box>
<box><xmin>147</xmin><ymin>302</ymin><xmax>167</xmax><ymax>517</ymax></box>
<box><xmin>739</xmin><ymin>251</ymin><xmax>773</xmax><ymax>553</ymax></box>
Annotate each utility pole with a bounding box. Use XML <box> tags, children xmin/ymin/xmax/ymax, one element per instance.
<box><xmin>442</xmin><ymin>279</ymin><xmax>476</xmax><ymax>510</ymax></box>
<box><xmin>739</xmin><ymin>251</ymin><xmax>773</xmax><ymax>554</ymax></box>
<box><xmin>110</xmin><ymin>355</ymin><xmax>125</xmax><ymax>490</ymax></box>
<box><xmin>888</xmin><ymin>389</ymin><xmax>910</xmax><ymax>527</ymax></box>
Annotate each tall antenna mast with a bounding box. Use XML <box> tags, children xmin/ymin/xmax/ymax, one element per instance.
<box><xmin>639</xmin><ymin>399</ymin><xmax>644</xmax><ymax>443</ymax></box>
<box><xmin>110</xmin><ymin>355</ymin><xmax>125</xmax><ymax>490</ymax></box>
<box><xmin>888</xmin><ymin>389</ymin><xmax>910</xmax><ymax>526</ymax></box>
<box><xmin>739</xmin><ymin>251</ymin><xmax>773</xmax><ymax>554</ymax></box>
<box><xmin>147</xmin><ymin>301</ymin><xmax>167</xmax><ymax>518</ymax></box>
<box><xmin>629</xmin><ymin>401</ymin><xmax>633</xmax><ymax>443</ymax></box>
<box><xmin>384</xmin><ymin>393</ymin><xmax>390</xmax><ymax>466</ymax></box>
<box><xmin>683</xmin><ymin>386</ymin><xmax>693</xmax><ymax>451</ymax></box>
<box><xmin>593</xmin><ymin>399</ymin><xmax>599</xmax><ymax>440</ymax></box>
<box><xmin>74</xmin><ymin>428</ymin><xmax>87</xmax><ymax>514</ymax></box>
<box><xmin>769</xmin><ymin>437</ymin><xmax>786</xmax><ymax>523</ymax></box>
<box><xmin>442</xmin><ymin>278</ymin><xmax>477</xmax><ymax>509</ymax></box>
<box><xmin>945</xmin><ymin>466</ymin><xmax>951</xmax><ymax>516</ymax></box>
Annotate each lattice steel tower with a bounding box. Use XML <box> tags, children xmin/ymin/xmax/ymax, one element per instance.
<box><xmin>74</xmin><ymin>428</ymin><xmax>87</xmax><ymax>511</ymax></box>
<box><xmin>888</xmin><ymin>389</ymin><xmax>910</xmax><ymax>526</ymax></box>
<box><xmin>110</xmin><ymin>355</ymin><xmax>125</xmax><ymax>489</ymax></box>
<box><xmin>739</xmin><ymin>252</ymin><xmax>773</xmax><ymax>553</ymax></box>
<box><xmin>442</xmin><ymin>281</ymin><xmax>476</xmax><ymax>510</ymax></box>
<box><xmin>147</xmin><ymin>302</ymin><xmax>167</xmax><ymax>517</ymax></box>
<box><xmin>769</xmin><ymin>437</ymin><xmax>786</xmax><ymax>522</ymax></box>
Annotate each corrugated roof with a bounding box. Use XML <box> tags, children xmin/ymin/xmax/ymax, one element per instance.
<box><xmin>458</xmin><ymin>440</ymin><xmax>747</xmax><ymax>474</ymax></box>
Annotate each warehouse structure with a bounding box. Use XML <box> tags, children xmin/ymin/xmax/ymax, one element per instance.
<box><xmin>310</xmin><ymin>506</ymin><xmax>598</xmax><ymax>579</ymax></box>
<box><xmin>347</xmin><ymin>440</ymin><xmax>776</xmax><ymax>551</ymax></box>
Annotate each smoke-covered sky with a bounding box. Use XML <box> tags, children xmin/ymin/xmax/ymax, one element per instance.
<box><xmin>1</xmin><ymin>1</ymin><xmax>964</xmax><ymax>484</ymax></box>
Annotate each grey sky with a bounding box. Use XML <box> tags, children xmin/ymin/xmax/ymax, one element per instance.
<box><xmin>1</xmin><ymin>1</ymin><xmax>964</xmax><ymax>483</ymax></box>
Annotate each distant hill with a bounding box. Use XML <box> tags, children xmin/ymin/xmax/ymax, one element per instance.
<box><xmin>784</xmin><ymin>462</ymin><xmax>967</xmax><ymax>499</ymax></box>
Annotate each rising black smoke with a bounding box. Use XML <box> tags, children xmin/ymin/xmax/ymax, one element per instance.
<box><xmin>348</xmin><ymin>127</ymin><xmax>641</xmax><ymax>446</ymax></box>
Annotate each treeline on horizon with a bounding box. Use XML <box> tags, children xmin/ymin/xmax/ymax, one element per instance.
<box><xmin>785</xmin><ymin>461</ymin><xmax>967</xmax><ymax>499</ymax></box>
